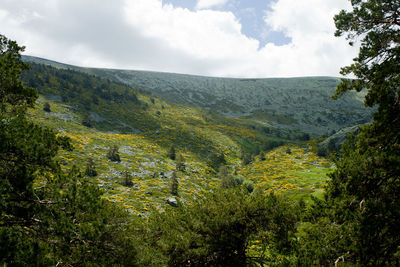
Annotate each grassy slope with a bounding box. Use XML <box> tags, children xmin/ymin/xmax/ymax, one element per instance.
<box><xmin>28</xmin><ymin>94</ymin><xmax>334</xmax><ymax>215</ymax></box>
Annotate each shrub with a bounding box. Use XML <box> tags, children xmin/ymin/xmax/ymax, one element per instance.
<box><xmin>107</xmin><ymin>145</ymin><xmax>121</xmax><ymax>162</ymax></box>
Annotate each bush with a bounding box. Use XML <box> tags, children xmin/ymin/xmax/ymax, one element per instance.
<box><xmin>84</xmin><ymin>158</ymin><xmax>97</xmax><ymax>177</ymax></box>
<box><xmin>167</xmin><ymin>145</ymin><xmax>176</xmax><ymax>160</ymax></box>
<box><xmin>43</xmin><ymin>102</ymin><xmax>51</xmax><ymax>112</ymax></box>
<box><xmin>107</xmin><ymin>145</ymin><xmax>120</xmax><ymax>162</ymax></box>
<box><xmin>146</xmin><ymin>188</ymin><xmax>299</xmax><ymax>266</ymax></box>
<box><xmin>121</xmin><ymin>170</ymin><xmax>133</xmax><ymax>187</ymax></box>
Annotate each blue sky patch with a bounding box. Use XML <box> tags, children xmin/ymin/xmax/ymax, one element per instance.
<box><xmin>163</xmin><ymin>0</ymin><xmax>292</xmax><ymax>48</ymax></box>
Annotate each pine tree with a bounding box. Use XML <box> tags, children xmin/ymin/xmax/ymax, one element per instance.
<box><xmin>170</xmin><ymin>171</ymin><xmax>178</xmax><ymax>196</ymax></box>
<box><xmin>84</xmin><ymin>158</ymin><xmax>97</xmax><ymax>177</ymax></box>
<box><xmin>121</xmin><ymin>170</ymin><xmax>133</xmax><ymax>187</ymax></box>
<box><xmin>43</xmin><ymin>102</ymin><xmax>51</xmax><ymax>112</ymax></box>
<box><xmin>167</xmin><ymin>145</ymin><xmax>176</xmax><ymax>160</ymax></box>
<box><xmin>301</xmin><ymin>1</ymin><xmax>400</xmax><ymax>265</ymax></box>
<box><xmin>107</xmin><ymin>145</ymin><xmax>121</xmax><ymax>162</ymax></box>
<box><xmin>0</xmin><ymin>34</ymin><xmax>139</xmax><ymax>265</ymax></box>
<box><xmin>175</xmin><ymin>153</ymin><xmax>185</xmax><ymax>172</ymax></box>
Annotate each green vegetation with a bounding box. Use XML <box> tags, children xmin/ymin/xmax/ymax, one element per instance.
<box><xmin>2</xmin><ymin>1</ymin><xmax>398</xmax><ymax>264</ymax></box>
<box><xmin>295</xmin><ymin>1</ymin><xmax>400</xmax><ymax>265</ymax></box>
<box><xmin>23</xmin><ymin>55</ymin><xmax>373</xmax><ymax>136</ymax></box>
<box><xmin>0</xmin><ymin>34</ymin><xmax>138</xmax><ymax>266</ymax></box>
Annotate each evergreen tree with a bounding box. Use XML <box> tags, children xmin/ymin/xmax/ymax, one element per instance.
<box><xmin>170</xmin><ymin>171</ymin><xmax>178</xmax><ymax>196</ymax></box>
<box><xmin>0</xmin><ymin>34</ymin><xmax>138</xmax><ymax>265</ymax></box>
<box><xmin>299</xmin><ymin>1</ymin><xmax>400</xmax><ymax>265</ymax></box>
<box><xmin>107</xmin><ymin>145</ymin><xmax>121</xmax><ymax>162</ymax></box>
<box><xmin>82</xmin><ymin>113</ymin><xmax>92</xmax><ymax>128</ymax></box>
<box><xmin>43</xmin><ymin>102</ymin><xmax>51</xmax><ymax>112</ymax></box>
<box><xmin>147</xmin><ymin>188</ymin><xmax>299</xmax><ymax>266</ymax></box>
<box><xmin>167</xmin><ymin>145</ymin><xmax>176</xmax><ymax>160</ymax></box>
<box><xmin>84</xmin><ymin>158</ymin><xmax>97</xmax><ymax>177</ymax></box>
<box><xmin>175</xmin><ymin>153</ymin><xmax>185</xmax><ymax>172</ymax></box>
<box><xmin>121</xmin><ymin>170</ymin><xmax>133</xmax><ymax>187</ymax></box>
<box><xmin>219</xmin><ymin>166</ymin><xmax>244</xmax><ymax>189</ymax></box>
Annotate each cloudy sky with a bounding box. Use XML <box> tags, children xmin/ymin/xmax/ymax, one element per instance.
<box><xmin>0</xmin><ymin>0</ymin><xmax>357</xmax><ymax>78</ymax></box>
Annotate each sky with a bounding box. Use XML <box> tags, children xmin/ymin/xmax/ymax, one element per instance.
<box><xmin>0</xmin><ymin>0</ymin><xmax>357</xmax><ymax>78</ymax></box>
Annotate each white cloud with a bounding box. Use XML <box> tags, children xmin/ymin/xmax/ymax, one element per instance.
<box><xmin>0</xmin><ymin>0</ymin><xmax>358</xmax><ymax>78</ymax></box>
<box><xmin>196</xmin><ymin>0</ymin><xmax>228</xmax><ymax>10</ymax></box>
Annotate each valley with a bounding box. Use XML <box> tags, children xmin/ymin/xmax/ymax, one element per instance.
<box><xmin>24</xmin><ymin>61</ymin><xmax>338</xmax><ymax>216</ymax></box>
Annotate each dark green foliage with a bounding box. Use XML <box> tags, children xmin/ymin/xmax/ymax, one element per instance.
<box><xmin>175</xmin><ymin>153</ymin><xmax>185</xmax><ymax>172</ymax></box>
<box><xmin>0</xmin><ymin>34</ymin><xmax>138</xmax><ymax>265</ymax></box>
<box><xmin>146</xmin><ymin>188</ymin><xmax>299</xmax><ymax>266</ymax></box>
<box><xmin>262</xmin><ymin>140</ymin><xmax>284</xmax><ymax>152</ymax></box>
<box><xmin>208</xmin><ymin>152</ymin><xmax>227</xmax><ymax>171</ymax></box>
<box><xmin>82</xmin><ymin>113</ymin><xmax>92</xmax><ymax>128</ymax></box>
<box><xmin>167</xmin><ymin>145</ymin><xmax>176</xmax><ymax>160</ymax></box>
<box><xmin>20</xmin><ymin>62</ymin><xmax>142</xmax><ymax>132</ymax></box>
<box><xmin>299</xmin><ymin>133</ymin><xmax>310</xmax><ymax>141</ymax></box>
<box><xmin>327</xmin><ymin>138</ymin><xmax>336</xmax><ymax>152</ymax></box>
<box><xmin>21</xmin><ymin>63</ymin><xmax>140</xmax><ymax>106</ymax></box>
<box><xmin>121</xmin><ymin>170</ymin><xmax>133</xmax><ymax>187</ymax></box>
<box><xmin>170</xmin><ymin>171</ymin><xmax>178</xmax><ymax>196</ymax></box>
<box><xmin>0</xmin><ymin>35</ymin><xmax>37</xmax><ymax>110</ymax></box>
<box><xmin>286</xmin><ymin>147</ymin><xmax>292</xmax><ymax>154</ymax></box>
<box><xmin>43</xmin><ymin>102</ymin><xmax>51</xmax><ymax>112</ymax></box>
<box><xmin>84</xmin><ymin>158</ymin><xmax>97</xmax><ymax>177</ymax></box>
<box><xmin>241</xmin><ymin>152</ymin><xmax>253</xmax><ymax>166</ymax></box>
<box><xmin>298</xmin><ymin>1</ymin><xmax>400</xmax><ymax>265</ymax></box>
<box><xmin>316</xmin><ymin>145</ymin><xmax>327</xmax><ymax>157</ymax></box>
<box><xmin>107</xmin><ymin>145</ymin><xmax>121</xmax><ymax>162</ymax></box>
<box><xmin>259</xmin><ymin>151</ymin><xmax>266</xmax><ymax>161</ymax></box>
<box><xmin>219</xmin><ymin>166</ymin><xmax>244</xmax><ymax>189</ymax></box>
<box><xmin>242</xmin><ymin>180</ymin><xmax>254</xmax><ymax>193</ymax></box>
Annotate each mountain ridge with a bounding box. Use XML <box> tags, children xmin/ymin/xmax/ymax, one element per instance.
<box><xmin>22</xmin><ymin>55</ymin><xmax>373</xmax><ymax>135</ymax></box>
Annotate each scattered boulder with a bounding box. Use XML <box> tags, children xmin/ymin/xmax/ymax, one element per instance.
<box><xmin>166</xmin><ymin>196</ymin><xmax>178</xmax><ymax>207</ymax></box>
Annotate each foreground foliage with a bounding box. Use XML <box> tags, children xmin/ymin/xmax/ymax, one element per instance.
<box><xmin>296</xmin><ymin>1</ymin><xmax>400</xmax><ymax>265</ymax></box>
<box><xmin>0</xmin><ymin>34</ymin><xmax>138</xmax><ymax>266</ymax></box>
<box><xmin>145</xmin><ymin>188</ymin><xmax>299</xmax><ymax>266</ymax></box>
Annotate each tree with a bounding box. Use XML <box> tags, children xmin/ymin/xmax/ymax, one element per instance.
<box><xmin>121</xmin><ymin>170</ymin><xmax>133</xmax><ymax>187</ymax></box>
<box><xmin>43</xmin><ymin>102</ymin><xmax>51</xmax><ymax>112</ymax></box>
<box><xmin>209</xmin><ymin>152</ymin><xmax>227</xmax><ymax>170</ymax></box>
<box><xmin>0</xmin><ymin>34</ymin><xmax>139</xmax><ymax>265</ymax></box>
<box><xmin>175</xmin><ymin>153</ymin><xmax>185</xmax><ymax>172</ymax></box>
<box><xmin>147</xmin><ymin>188</ymin><xmax>299</xmax><ymax>266</ymax></box>
<box><xmin>219</xmin><ymin>166</ymin><xmax>244</xmax><ymax>189</ymax></box>
<box><xmin>241</xmin><ymin>152</ymin><xmax>252</xmax><ymax>166</ymax></box>
<box><xmin>0</xmin><ymin>34</ymin><xmax>37</xmax><ymax>111</ymax></box>
<box><xmin>167</xmin><ymin>145</ymin><xmax>176</xmax><ymax>160</ymax></box>
<box><xmin>170</xmin><ymin>171</ymin><xmax>178</xmax><ymax>196</ymax></box>
<box><xmin>82</xmin><ymin>113</ymin><xmax>92</xmax><ymax>128</ymax></box>
<box><xmin>85</xmin><ymin>158</ymin><xmax>97</xmax><ymax>177</ymax></box>
<box><xmin>303</xmin><ymin>1</ymin><xmax>400</xmax><ymax>265</ymax></box>
<box><xmin>107</xmin><ymin>145</ymin><xmax>120</xmax><ymax>162</ymax></box>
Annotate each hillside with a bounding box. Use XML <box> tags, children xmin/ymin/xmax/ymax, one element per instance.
<box><xmin>28</xmin><ymin>96</ymin><xmax>333</xmax><ymax>215</ymax></box>
<box><xmin>18</xmin><ymin>60</ymin><xmax>335</xmax><ymax>215</ymax></box>
<box><xmin>23</xmin><ymin>55</ymin><xmax>373</xmax><ymax>135</ymax></box>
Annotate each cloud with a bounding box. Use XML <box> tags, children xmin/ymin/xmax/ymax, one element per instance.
<box><xmin>0</xmin><ymin>0</ymin><xmax>358</xmax><ymax>78</ymax></box>
<box><xmin>196</xmin><ymin>0</ymin><xmax>228</xmax><ymax>10</ymax></box>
